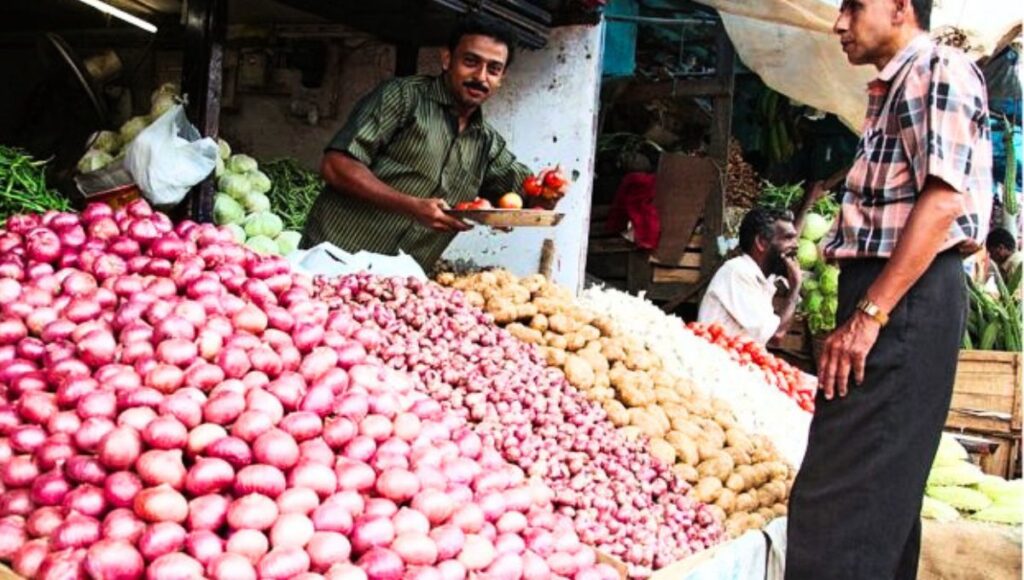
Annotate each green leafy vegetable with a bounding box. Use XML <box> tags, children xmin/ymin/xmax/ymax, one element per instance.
<box><xmin>217</xmin><ymin>138</ymin><xmax>232</xmax><ymax>161</ymax></box>
<box><xmin>796</xmin><ymin>239</ymin><xmax>818</xmax><ymax>270</ymax></box>
<box><xmin>262</xmin><ymin>158</ymin><xmax>324</xmax><ymax>231</ymax></box>
<box><xmin>0</xmin><ymin>145</ymin><xmax>71</xmax><ymax>223</ymax></box>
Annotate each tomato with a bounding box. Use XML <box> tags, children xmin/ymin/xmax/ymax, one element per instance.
<box><xmin>522</xmin><ymin>175</ymin><xmax>543</xmax><ymax>197</ymax></box>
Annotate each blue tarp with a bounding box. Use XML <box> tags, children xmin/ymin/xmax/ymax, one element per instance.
<box><xmin>602</xmin><ymin>0</ymin><xmax>638</xmax><ymax>77</ymax></box>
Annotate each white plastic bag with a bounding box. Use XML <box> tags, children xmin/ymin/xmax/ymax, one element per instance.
<box><xmin>125</xmin><ymin>104</ymin><xmax>218</xmax><ymax>207</ymax></box>
<box><xmin>288</xmin><ymin>242</ymin><xmax>427</xmax><ymax>281</ymax></box>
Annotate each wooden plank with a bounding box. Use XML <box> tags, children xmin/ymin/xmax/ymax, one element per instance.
<box><xmin>945</xmin><ymin>350</ymin><xmax>1021</xmax><ymax>435</ymax></box>
<box><xmin>615</xmin><ymin>77</ymin><xmax>733</xmax><ymax>104</ymax></box>
<box><xmin>701</xmin><ymin>22</ymin><xmax>735</xmax><ymax>278</ymax></box>
<box><xmin>588</xmin><ymin>237</ymin><xmax>636</xmax><ymax>255</ymax></box>
<box><xmin>0</xmin><ymin>563</ymin><xmax>19</xmax><ymax>580</ymax></box>
<box><xmin>652</xmin><ymin>155</ymin><xmax>717</xmax><ymax>265</ymax></box>
<box><xmin>650</xmin><ymin>251</ymin><xmax>702</xmax><ymax>268</ymax></box>
<box><xmin>652</xmin><ymin>266</ymin><xmax>701</xmax><ymax>284</ymax></box>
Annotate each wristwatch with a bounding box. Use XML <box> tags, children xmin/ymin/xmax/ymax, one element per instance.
<box><xmin>856</xmin><ymin>298</ymin><xmax>889</xmax><ymax>327</ymax></box>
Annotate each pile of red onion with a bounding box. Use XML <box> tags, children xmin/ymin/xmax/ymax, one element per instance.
<box><xmin>313</xmin><ymin>276</ymin><xmax>724</xmax><ymax>575</ymax></box>
<box><xmin>0</xmin><ymin>201</ymin><xmax>618</xmax><ymax>579</ymax></box>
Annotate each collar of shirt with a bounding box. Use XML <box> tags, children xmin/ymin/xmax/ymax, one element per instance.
<box><xmin>737</xmin><ymin>253</ymin><xmax>783</xmax><ymax>290</ymax></box>
<box><xmin>868</xmin><ymin>33</ymin><xmax>932</xmax><ymax>95</ymax></box>
<box><xmin>428</xmin><ymin>75</ymin><xmax>485</xmax><ymax>129</ymax></box>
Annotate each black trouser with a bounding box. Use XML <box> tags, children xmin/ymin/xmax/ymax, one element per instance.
<box><xmin>786</xmin><ymin>251</ymin><xmax>966</xmax><ymax>580</ymax></box>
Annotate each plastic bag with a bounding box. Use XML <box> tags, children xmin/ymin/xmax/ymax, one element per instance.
<box><xmin>288</xmin><ymin>242</ymin><xmax>427</xmax><ymax>280</ymax></box>
<box><xmin>124</xmin><ymin>104</ymin><xmax>218</xmax><ymax>207</ymax></box>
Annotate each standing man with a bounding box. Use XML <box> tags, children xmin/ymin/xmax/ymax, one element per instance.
<box><xmin>698</xmin><ymin>207</ymin><xmax>803</xmax><ymax>345</ymax></box>
<box><xmin>302</xmin><ymin>16</ymin><xmax>552</xmax><ymax>269</ymax></box>
<box><xmin>787</xmin><ymin>1</ymin><xmax>992</xmax><ymax>579</ymax></box>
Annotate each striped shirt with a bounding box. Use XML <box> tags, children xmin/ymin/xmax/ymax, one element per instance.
<box><xmin>301</xmin><ymin>75</ymin><xmax>532</xmax><ymax>268</ymax></box>
<box><xmin>823</xmin><ymin>35</ymin><xmax>993</xmax><ymax>260</ymax></box>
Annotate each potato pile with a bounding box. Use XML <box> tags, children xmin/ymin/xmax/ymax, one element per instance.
<box><xmin>438</xmin><ymin>270</ymin><xmax>794</xmax><ymax>537</ymax></box>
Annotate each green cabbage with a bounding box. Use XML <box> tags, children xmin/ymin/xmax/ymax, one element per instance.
<box><xmin>245</xmin><ymin>235</ymin><xmax>279</xmax><ymax>255</ymax></box>
<box><xmin>150</xmin><ymin>93</ymin><xmax>177</xmax><ymax>118</ymax></box>
<box><xmin>217</xmin><ymin>138</ymin><xmax>232</xmax><ymax>161</ymax></box>
<box><xmin>228</xmin><ymin>154</ymin><xmax>258</xmax><ymax>174</ymax></box>
<box><xmin>150</xmin><ymin>82</ymin><xmax>179</xmax><ymax>105</ymax></box>
<box><xmin>222</xmin><ymin>223</ymin><xmax>247</xmax><ymax>244</ymax></box>
<box><xmin>797</xmin><ymin>239</ymin><xmax>819</xmax><ymax>270</ymax></box>
<box><xmin>215</xmin><ymin>156</ymin><xmax>226</xmax><ymax>178</ymax></box>
<box><xmin>242</xmin><ymin>193</ymin><xmax>271</xmax><ymax>213</ymax></box>
<box><xmin>819</xmin><ymin>265</ymin><xmax>840</xmax><ymax>296</ymax></box>
<box><xmin>89</xmin><ymin>130</ymin><xmax>121</xmax><ymax>154</ymax></box>
<box><xmin>248</xmin><ymin>170</ymin><xmax>272</xmax><ymax>194</ymax></box>
<box><xmin>214</xmin><ymin>194</ymin><xmax>246</xmax><ymax>226</ymax></box>
<box><xmin>928</xmin><ymin>463</ymin><xmax>985</xmax><ymax>487</ymax></box>
<box><xmin>276</xmin><ymin>231</ymin><xmax>302</xmax><ymax>256</ymax></box>
<box><xmin>823</xmin><ymin>296</ymin><xmax>838</xmax><ymax>317</ymax></box>
<box><xmin>921</xmin><ymin>496</ymin><xmax>961</xmax><ymax>522</ymax></box>
<box><xmin>804</xmin><ymin>290</ymin><xmax>823</xmax><ymax>314</ymax></box>
<box><xmin>218</xmin><ymin>173</ymin><xmax>251</xmax><ymax>200</ymax></box>
<box><xmin>119</xmin><ymin>115</ymin><xmax>150</xmax><ymax>144</ymax></box>
<box><xmin>801</xmin><ymin>213</ymin><xmax>832</xmax><ymax>242</ymax></box>
<box><xmin>926</xmin><ymin>486</ymin><xmax>993</xmax><ymax>512</ymax></box>
<box><xmin>77</xmin><ymin>149</ymin><xmax>113</xmax><ymax>173</ymax></box>
<box><xmin>244</xmin><ymin>212</ymin><xmax>284</xmax><ymax>239</ymax></box>
<box><xmin>970</xmin><ymin>503</ymin><xmax>1023</xmax><ymax>524</ymax></box>
<box><xmin>935</xmin><ymin>434</ymin><xmax>969</xmax><ymax>467</ymax></box>
<box><xmin>976</xmin><ymin>476</ymin><xmax>1024</xmax><ymax>505</ymax></box>
<box><xmin>801</xmin><ymin>278</ymin><xmax>819</xmax><ymax>297</ymax></box>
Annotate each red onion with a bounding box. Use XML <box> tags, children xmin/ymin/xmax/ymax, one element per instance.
<box><xmin>186</xmin><ymin>529</ymin><xmax>225</xmax><ymax>565</ymax></box>
<box><xmin>12</xmin><ymin>538</ymin><xmax>49</xmax><ymax>577</ymax></box>
<box><xmin>97</xmin><ymin>425</ymin><xmax>141</xmax><ymax>470</ymax></box>
<box><xmin>270</xmin><ymin>512</ymin><xmax>316</xmax><ymax>549</ymax></box>
<box><xmin>27</xmin><ymin>506</ymin><xmax>64</xmax><ymax>538</ymax></box>
<box><xmin>53</xmin><ymin>512</ymin><xmax>101</xmax><ymax>549</ymax></box>
<box><xmin>430</xmin><ymin>525</ymin><xmax>465</xmax><ymax>561</ymax></box>
<box><xmin>277</xmin><ymin>487</ymin><xmax>320</xmax><ymax>515</ymax></box>
<box><xmin>392</xmin><ymin>533</ymin><xmax>438</xmax><ymax>566</ymax></box>
<box><xmin>64</xmin><ymin>484</ymin><xmax>107</xmax><ymax>517</ymax></box>
<box><xmin>351</xmin><ymin>515</ymin><xmax>395</xmax><ymax>555</ymax></box>
<box><xmin>357</xmin><ymin>547</ymin><xmax>404</xmax><ymax>580</ymax></box>
<box><xmin>146</xmin><ymin>552</ymin><xmax>204</xmax><ymax>580</ymax></box>
<box><xmin>134</xmin><ymin>484</ymin><xmax>188</xmax><ymax>523</ymax></box>
<box><xmin>104</xmin><ymin>471</ymin><xmax>143</xmax><ymax>509</ymax></box>
<box><xmin>84</xmin><ymin>539</ymin><xmax>144</xmax><ymax>580</ymax></box>
<box><xmin>187</xmin><ymin>493</ymin><xmax>230</xmax><ymax>531</ymax></box>
<box><xmin>289</xmin><ymin>461</ymin><xmax>337</xmax><ymax>498</ymax></box>
<box><xmin>187</xmin><ymin>423</ymin><xmax>228</xmax><ymax>455</ymax></box>
<box><xmin>209</xmin><ymin>552</ymin><xmax>258</xmax><ymax>580</ymax></box>
<box><xmin>101</xmin><ymin>509</ymin><xmax>145</xmax><ymax>543</ymax></box>
<box><xmin>259</xmin><ymin>546</ymin><xmax>311</xmax><ymax>579</ymax></box>
<box><xmin>234</xmin><ymin>464</ymin><xmax>286</xmax><ymax>498</ymax></box>
<box><xmin>135</xmin><ymin>448</ymin><xmax>187</xmax><ymax>489</ymax></box>
<box><xmin>185</xmin><ymin>457</ymin><xmax>235</xmax><ymax>495</ymax></box>
<box><xmin>227</xmin><ymin>493</ymin><xmax>279</xmax><ymax>530</ymax></box>
<box><xmin>226</xmin><ymin>529</ymin><xmax>269</xmax><ymax>565</ymax></box>
<box><xmin>312</xmin><ymin>500</ymin><xmax>354</xmax><ymax>535</ymax></box>
<box><xmin>3</xmin><ymin>455</ymin><xmax>39</xmax><ymax>488</ymax></box>
<box><xmin>205</xmin><ymin>436</ymin><xmax>253</xmax><ymax>469</ymax></box>
<box><xmin>143</xmin><ymin>415</ymin><xmax>188</xmax><ymax>449</ymax></box>
<box><xmin>253</xmin><ymin>428</ymin><xmax>300</xmax><ymax>470</ymax></box>
<box><xmin>138</xmin><ymin>521</ymin><xmax>187</xmax><ymax>561</ymax></box>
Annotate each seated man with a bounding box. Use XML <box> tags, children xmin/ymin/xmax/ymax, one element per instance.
<box><xmin>986</xmin><ymin>227</ymin><xmax>1022</xmax><ymax>283</ymax></box>
<box><xmin>698</xmin><ymin>207</ymin><xmax>801</xmax><ymax>345</ymax></box>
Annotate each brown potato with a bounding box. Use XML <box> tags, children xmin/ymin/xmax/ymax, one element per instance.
<box><xmin>666</xmin><ymin>431</ymin><xmax>700</xmax><ymax>466</ymax></box>
<box><xmin>529</xmin><ymin>313</ymin><xmax>549</xmax><ymax>332</ymax></box>
<box><xmin>723</xmin><ymin>447</ymin><xmax>752</xmax><ymax>468</ymax></box>
<box><xmin>735</xmin><ymin>492</ymin><xmax>757</xmax><ymax>513</ymax></box>
<box><xmin>725</xmin><ymin>473</ymin><xmax>746</xmax><ymax>493</ymax></box>
<box><xmin>715</xmin><ymin>488</ymin><xmax>737</xmax><ymax>514</ymax></box>
<box><xmin>694</xmin><ymin>477</ymin><xmax>723</xmax><ymax>503</ymax></box>
<box><xmin>671</xmin><ymin>463</ymin><xmax>700</xmax><ymax>484</ymax></box>
<box><xmin>648</xmin><ymin>438</ymin><xmax>676</xmax><ymax>466</ymax></box>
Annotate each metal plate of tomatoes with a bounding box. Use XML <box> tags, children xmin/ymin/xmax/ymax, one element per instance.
<box><xmin>443</xmin><ymin>209</ymin><xmax>564</xmax><ymax>227</ymax></box>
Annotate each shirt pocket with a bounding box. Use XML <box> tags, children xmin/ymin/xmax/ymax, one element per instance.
<box><xmin>859</xmin><ymin>127</ymin><xmax>914</xmax><ymax>206</ymax></box>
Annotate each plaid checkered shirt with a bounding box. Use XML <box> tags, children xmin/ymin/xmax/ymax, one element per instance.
<box><xmin>823</xmin><ymin>34</ymin><xmax>993</xmax><ymax>260</ymax></box>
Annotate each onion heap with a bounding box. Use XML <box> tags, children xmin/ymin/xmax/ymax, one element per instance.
<box><xmin>313</xmin><ymin>275</ymin><xmax>724</xmax><ymax>576</ymax></box>
<box><xmin>0</xmin><ymin>200</ymin><xmax>617</xmax><ymax>580</ymax></box>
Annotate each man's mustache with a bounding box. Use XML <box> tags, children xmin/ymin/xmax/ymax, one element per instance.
<box><xmin>463</xmin><ymin>81</ymin><xmax>489</xmax><ymax>93</ymax></box>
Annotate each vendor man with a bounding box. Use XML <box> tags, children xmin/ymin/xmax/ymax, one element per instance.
<box><xmin>786</xmin><ymin>1</ymin><xmax>992</xmax><ymax>579</ymax></box>
<box><xmin>697</xmin><ymin>206</ymin><xmax>802</xmax><ymax>345</ymax></box>
<box><xmin>986</xmin><ymin>227</ymin><xmax>1022</xmax><ymax>282</ymax></box>
<box><xmin>302</xmin><ymin>16</ymin><xmax>545</xmax><ymax>268</ymax></box>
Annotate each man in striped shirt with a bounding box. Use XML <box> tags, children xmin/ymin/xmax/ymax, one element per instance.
<box><xmin>786</xmin><ymin>1</ymin><xmax>992</xmax><ymax>579</ymax></box>
<box><xmin>302</xmin><ymin>16</ymin><xmax>539</xmax><ymax>268</ymax></box>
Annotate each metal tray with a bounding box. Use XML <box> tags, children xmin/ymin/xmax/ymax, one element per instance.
<box><xmin>445</xmin><ymin>209</ymin><xmax>564</xmax><ymax>227</ymax></box>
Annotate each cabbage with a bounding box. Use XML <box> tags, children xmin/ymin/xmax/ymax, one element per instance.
<box><xmin>150</xmin><ymin>82</ymin><xmax>179</xmax><ymax>105</ymax></box>
<box><xmin>245</xmin><ymin>235</ymin><xmax>279</xmax><ymax>255</ymax></box>
<box><xmin>242</xmin><ymin>193</ymin><xmax>271</xmax><ymax>213</ymax></box>
<box><xmin>975</xmin><ymin>476</ymin><xmax>1024</xmax><ymax>505</ymax></box>
<box><xmin>805</xmin><ymin>290</ymin><xmax>823</xmax><ymax>313</ymax></box>
<box><xmin>970</xmin><ymin>503</ymin><xmax>1023</xmax><ymax>524</ymax></box>
<box><xmin>928</xmin><ymin>463</ymin><xmax>985</xmax><ymax>487</ymax></box>
<box><xmin>150</xmin><ymin>93</ymin><xmax>177</xmax><ymax>118</ymax></box>
<box><xmin>801</xmin><ymin>213</ymin><xmax>832</xmax><ymax>242</ymax></box>
<box><xmin>797</xmin><ymin>239</ymin><xmax>818</xmax><ymax>270</ymax></box>
<box><xmin>248</xmin><ymin>170</ymin><xmax>272</xmax><ymax>194</ymax></box>
<box><xmin>222</xmin><ymin>223</ymin><xmax>247</xmax><ymax>244</ymax></box>
<box><xmin>819</xmin><ymin>265</ymin><xmax>840</xmax><ymax>296</ymax></box>
<box><xmin>77</xmin><ymin>149</ymin><xmax>113</xmax><ymax>173</ymax></box>
<box><xmin>244</xmin><ymin>212</ymin><xmax>284</xmax><ymax>239</ymax></box>
<box><xmin>215</xmin><ymin>156</ymin><xmax>225</xmax><ymax>178</ymax></box>
<box><xmin>276</xmin><ymin>231</ymin><xmax>302</xmax><ymax>256</ymax></box>
<box><xmin>214</xmin><ymin>194</ymin><xmax>246</xmax><ymax>226</ymax></box>
<box><xmin>823</xmin><ymin>296</ymin><xmax>838</xmax><ymax>317</ymax></box>
<box><xmin>801</xmin><ymin>278</ymin><xmax>819</xmax><ymax>297</ymax></box>
<box><xmin>935</xmin><ymin>434</ymin><xmax>969</xmax><ymax>467</ymax></box>
<box><xmin>89</xmin><ymin>130</ymin><xmax>121</xmax><ymax>154</ymax></box>
<box><xmin>926</xmin><ymin>486</ymin><xmax>992</xmax><ymax>512</ymax></box>
<box><xmin>218</xmin><ymin>173</ymin><xmax>251</xmax><ymax>200</ymax></box>
<box><xmin>228</xmin><ymin>154</ymin><xmax>258</xmax><ymax>174</ymax></box>
<box><xmin>921</xmin><ymin>496</ymin><xmax>961</xmax><ymax>522</ymax></box>
<box><xmin>119</xmin><ymin>115</ymin><xmax>150</xmax><ymax>144</ymax></box>
<box><xmin>217</xmin><ymin>138</ymin><xmax>232</xmax><ymax>161</ymax></box>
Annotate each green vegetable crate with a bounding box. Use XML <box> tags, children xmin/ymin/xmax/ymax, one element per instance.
<box><xmin>945</xmin><ymin>350</ymin><xmax>1022</xmax><ymax>479</ymax></box>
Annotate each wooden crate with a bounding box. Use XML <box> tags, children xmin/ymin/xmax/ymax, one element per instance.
<box><xmin>945</xmin><ymin>350</ymin><xmax>1022</xmax><ymax>435</ymax></box>
<box><xmin>955</xmin><ymin>430</ymin><xmax>1022</xmax><ymax>479</ymax></box>
<box><xmin>651</xmin><ymin>233</ymin><xmax>704</xmax><ymax>285</ymax></box>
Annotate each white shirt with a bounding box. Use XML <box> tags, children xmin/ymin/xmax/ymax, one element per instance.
<box><xmin>698</xmin><ymin>254</ymin><xmax>783</xmax><ymax>345</ymax></box>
